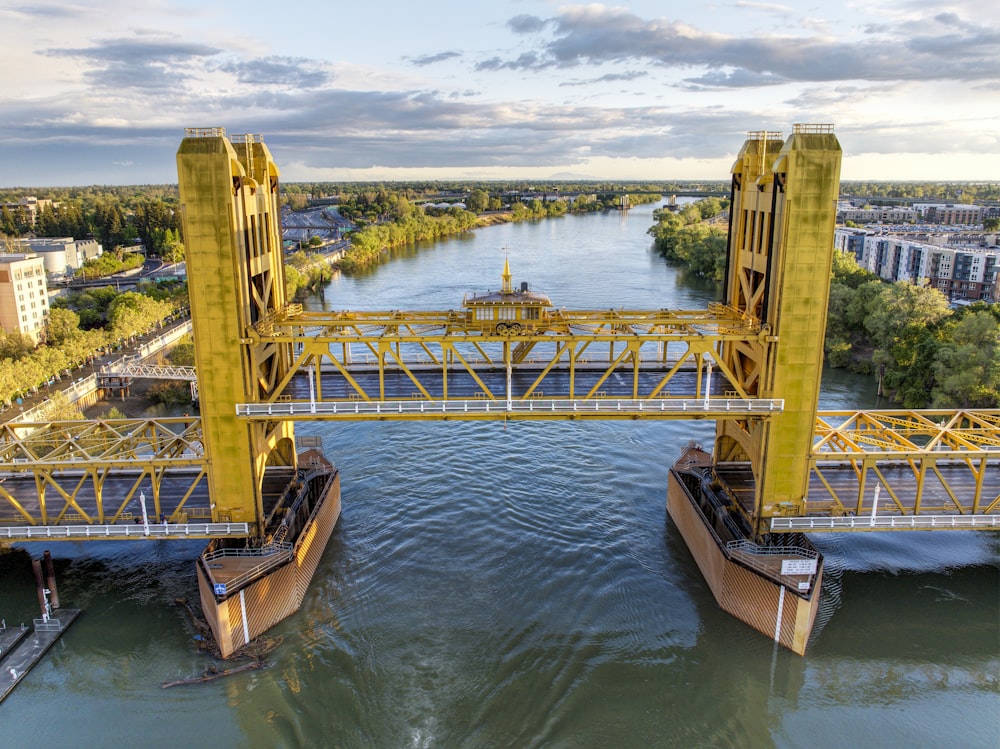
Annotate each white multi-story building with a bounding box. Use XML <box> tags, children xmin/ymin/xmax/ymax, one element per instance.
<box><xmin>0</xmin><ymin>253</ymin><xmax>50</xmax><ymax>343</ymax></box>
<box><xmin>837</xmin><ymin>206</ymin><xmax>918</xmax><ymax>224</ymax></box>
<box><xmin>834</xmin><ymin>228</ymin><xmax>1000</xmax><ymax>303</ymax></box>
<box><xmin>22</xmin><ymin>237</ymin><xmax>103</xmax><ymax>278</ymax></box>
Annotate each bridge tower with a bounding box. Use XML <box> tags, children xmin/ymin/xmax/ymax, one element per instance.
<box><xmin>715</xmin><ymin>125</ymin><xmax>842</xmax><ymax>534</ymax></box>
<box><xmin>666</xmin><ymin>125</ymin><xmax>842</xmax><ymax>654</ymax></box>
<box><xmin>176</xmin><ymin>128</ymin><xmax>296</xmax><ymax>531</ymax></box>
<box><xmin>176</xmin><ymin>129</ymin><xmax>342</xmax><ymax>657</ymax></box>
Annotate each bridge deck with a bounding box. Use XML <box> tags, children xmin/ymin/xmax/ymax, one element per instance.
<box><xmin>1</xmin><ymin>410</ymin><xmax>996</xmax><ymax>536</ymax></box>
<box><xmin>0</xmin><ymin>465</ymin><xmax>294</xmax><ymax>541</ymax></box>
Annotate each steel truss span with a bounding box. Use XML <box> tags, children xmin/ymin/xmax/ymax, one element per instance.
<box><xmin>798</xmin><ymin>409</ymin><xmax>1000</xmax><ymax>528</ymax></box>
<box><xmin>241</xmin><ymin>303</ymin><xmax>773</xmax><ymax>410</ymax></box>
<box><xmin>1</xmin><ymin>410</ymin><xmax>996</xmax><ymax>532</ymax></box>
<box><xmin>0</xmin><ymin>417</ymin><xmax>213</xmax><ymax>531</ymax></box>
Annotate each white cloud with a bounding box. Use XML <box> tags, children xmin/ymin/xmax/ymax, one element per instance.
<box><xmin>0</xmin><ymin>0</ymin><xmax>997</xmax><ymax>184</ymax></box>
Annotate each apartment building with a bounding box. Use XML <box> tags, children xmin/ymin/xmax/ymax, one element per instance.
<box><xmin>837</xmin><ymin>205</ymin><xmax>918</xmax><ymax>223</ymax></box>
<box><xmin>928</xmin><ymin>246</ymin><xmax>1000</xmax><ymax>302</ymax></box>
<box><xmin>0</xmin><ymin>253</ymin><xmax>50</xmax><ymax>343</ymax></box>
<box><xmin>912</xmin><ymin>203</ymin><xmax>983</xmax><ymax>225</ymax></box>
<box><xmin>1</xmin><ymin>196</ymin><xmax>57</xmax><ymax>226</ymax></box>
<box><xmin>834</xmin><ymin>228</ymin><xmax>1000</xmax><ymax>303</ymax></box>
<box><xmin>833</xmin><ymin>227</ymin><xmax>868</xmax><ymax>259</ymax></box>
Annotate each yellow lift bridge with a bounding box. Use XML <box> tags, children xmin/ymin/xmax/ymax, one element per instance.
<box><xmin>0</xmin><ymin>125</ymin><xmax>995</xmax><ymax>657</ymax></box>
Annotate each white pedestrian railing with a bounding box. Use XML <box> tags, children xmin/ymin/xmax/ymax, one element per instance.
<box><xmin>0</xmin><ymin>522</ymin><xmax>250</xmax><ymax>540</ymax></box>
<box><xmin>203</xmin><ymin>548</ymin><xmax>295</xmax><ymax>596</ymax></box>
<box><xmin>770</xmin><ymin>514</ymin><xmax>1000</xmax><ymax>531</ymax></box>
<box><xmin>236</xmin><ymin>397</ymin><xmax>784</xmax><ymax>418</ymax></box>
<box><xmin>202</xmin><ymin>542</ymin><xmax>292</xmax><ymax>561</ymax></box>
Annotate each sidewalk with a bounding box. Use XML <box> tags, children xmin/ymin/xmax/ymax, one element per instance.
<box><xmin>1</xmin><ymin>313</ymin><xmax>191</xmax><ymax>426</ymax></box>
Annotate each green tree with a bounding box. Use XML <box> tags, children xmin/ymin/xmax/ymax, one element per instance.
<box><xmin>672</xmin><ymin>223</ymin><xmax>727</xmax><ymax>279</ymax></box>
<box><xmin>466</xmin><ymin>190</ymin><xmax>489</xmax><ymax>213</ymax></box>
<box><xmin>648</xmin><ymin>198</ymin><xmax>729</xmax><ymax>281</ymax></box>
<box><xmin>133</xmin><ymin>198</ymin><xmax>176</xmax><ymax>253</ymax></box>
<box><xmin>162</xmin><ymin>230</ymin><xmax>185</xmax><ymax>263</ymax></box>
<box><xmin>79</xmin><ymin>250</ymin><xmax>144</xmax><ymax>279</ymax></box>
<box><xmin>107</xmin><ymin>291</ymin><xmax>173</xmax><ymax>342</ymax></box>
<box><xmin>931</xmin><ymin>311</ymin><xmax>1000</xmax><ymax>407</ymax></box>
<box><xmin>285</xmin><ymin>263</ymin><xmax>306</xmax><ymax>298</ymax></box>
<box><xmin>52</xmin><ymin>285</ymin><xmax>120</xmax><ymax>329</ymax></box>
<box><xmin>0</xmin><ymin>330</ymin><xmax>34</xmax><ymax>360</ymax></box>
<box><xmin>864</xmin><ymin>282</ymin><xmax>952</xmax><ymax>401</ymax></box>
<box><xmin>46</xmin><ymin>307</ymin><xmax>81</xmax><ymax>346</ymax></box>
<box><xmin>830</xmin><ymin>252</ymin><xmax>871</xmax><ymax>289</ymax></box>
<box><xmin>0</xmin><ymin>206</ymin><xmax>16</xmax><ymax>235</ymax></box>
<box><xmin>93</xmin><ymin>199</ymin><xmax>128</xmax><ymax>250</ymax></box>
<box><xmin>167</xmin><ymin>335</ymin><xmax>196</xmax><ymax>366</ymax></box>
<box><xmin>148</xmin><ymin>381</ymin><xmax>192</xmax><ymax>406</ymax></box>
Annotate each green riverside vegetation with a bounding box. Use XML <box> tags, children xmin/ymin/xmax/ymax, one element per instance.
<box><xmin>0</xmin><ymin>281</ymin><xmax>187</xmax><ymax>409</ymax></box>
<box><xmin>827</xmin><ymin>253</ymin><xmax>999</xmax><ymax>408</ymax></box>
<box><xmin>648</xmin><ymin>197</ymin><xmax>729</xmax><ymax>281</ymax></box>
<box><xmin>335</xmin><ymin>188</ymin><xmax>662</xmax><ymax>272</ymax></box>
<box><xmin>649</xmin><ymin>198</ymin><xmax>999</xmax><ymax>408</ymax></box>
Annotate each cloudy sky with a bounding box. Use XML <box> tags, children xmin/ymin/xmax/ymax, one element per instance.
<box><xmin>1</xmin><ymin>0</ymin><xmax>998</xmax><ymax>186</ymax></box>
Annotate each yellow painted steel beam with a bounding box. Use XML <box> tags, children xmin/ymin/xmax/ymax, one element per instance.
<box><xmin>0</xmin><ymin>418</ymin><xmax>206</xmax><ymax>466</ymax></box>
<box><xmin>178</xmin><ymin>129</ymin><xmax>296</xmax><ymax>532</ymax></box>
<box><xmin>0</xmin><ymin>465</ymin><xmax>212</xmax><ymax>527</ymax></box>
<box><xmin>813</xmin><ymin>410</ymin><xmax>1000</xmax><ymax>458</ymax></box>
<box><xmin>801</xmin><ymin>409</ymin><xmax>1000</xmax><ymax>524</ymax></box>
<box><xmin>2</xmin><ymin>408</ymin><xmax>994</xmax><ymax>530</ymax></box>
<box><xmin>233</xmin><ymin>322</ymin><xmax>766</xmax><ymax>407</ymax></box>
<box><xmin>0</xmin><ymin>417</ymin><xmax>210</xmax><ymax>527</ymax></box>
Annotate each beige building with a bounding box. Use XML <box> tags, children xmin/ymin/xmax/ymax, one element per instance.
<box><xmin>913</xmin><ymin>203</ymin><xmax>984</xmax><ymax>225</ymax></box>
<box><xmin>1</xmin><ymin>196</ymin><xmax>57</xmax><ymax>226</ymax></box>
<box><xmin>0</xmin><ymin>253</ymin><xmax>50</xmax><ymax>343</ymax></box>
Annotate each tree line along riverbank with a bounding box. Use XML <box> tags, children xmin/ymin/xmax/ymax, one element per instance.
<box><xmin>334</xmin><ymin>189</ymin><xmax>662</xmax><ymax>272</ymax></box>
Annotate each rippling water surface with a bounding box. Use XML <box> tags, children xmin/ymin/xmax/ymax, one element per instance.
<box><xmin>3</xmin><ymin>204</ymin><xmax>997</xmax><ymax>748</ymax></box>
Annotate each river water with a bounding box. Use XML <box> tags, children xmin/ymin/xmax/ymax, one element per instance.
<box><xmin>3</xmin><ymin>204</ymin><xmax>997</xmax><ymax>748</ymax></box>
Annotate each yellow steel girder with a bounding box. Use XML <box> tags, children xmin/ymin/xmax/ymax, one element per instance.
<box><xmin>0</xmin><ymin>417</ymin><xmax>209</xmax><ymax>526</ymax></box>
<box><xmin>806</xmin><ymin>409</ymin><xmax>1000</xmax><ymax>520</ymax></box>
<box><xmin>1</xmin><ymin>411</ymin><xmax>995</xmax><ymax>530</ymax></box>
<box><xmin>233</xmin><ymin>303</ymin><xmax>771</xmax><ymax>414</ymax></box>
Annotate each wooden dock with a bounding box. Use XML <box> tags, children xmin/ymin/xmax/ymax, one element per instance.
<box><xmin>0</xmin><ymin>610</ymin><xmax>81</xmax><ymax>704</ymax></box>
